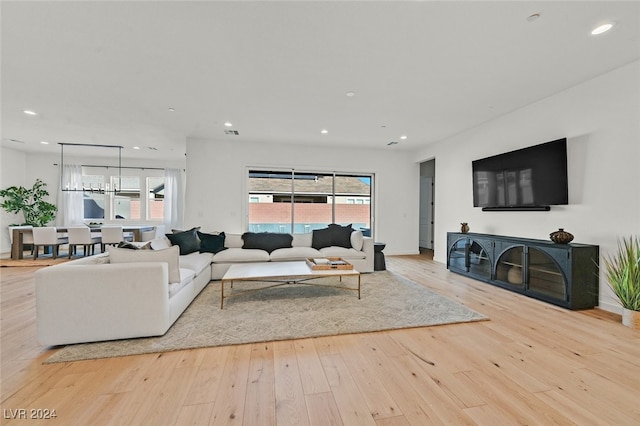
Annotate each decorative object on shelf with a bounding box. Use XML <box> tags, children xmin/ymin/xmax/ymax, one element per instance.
<box><xmin>507</xmin><ymin>266</ymin><xmax>522</xmax><ymax>284</ymax></box>
<box><xmin>0</xmin><ymin>179</ymin><xmax>57</xmax><ymax>226</ymax></box>
<box><xmin>549</xmin><ymin>228</ymin><xmax>574</xmax><ymax>244</ymax></box>
<box><xmin>603</xmin><ymin>236</ymin><xmax>640</xmax><ymax>329</ymax></box>
<box><xmin>461</xmin><ymin>222</ymin><xmax>470</xmax><ymax>233</ymax></box>
<box><xmin>59</xmin><ymin>143</ymin><xmax>123</xmax><ymax>193</ymax></box>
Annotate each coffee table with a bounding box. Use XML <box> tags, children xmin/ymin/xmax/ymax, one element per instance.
<box><xmin>220</xmin><ymin>261</ymin><xmax>361</xmax><ymax>308</ymax></box>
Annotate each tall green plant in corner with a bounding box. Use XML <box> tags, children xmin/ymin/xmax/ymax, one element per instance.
<box><xmin>0</xmin><ymin>179</ymin><xmax>57</xmax><ymax>226</ymax></box>
<box><xmin>603</xmin><ymin>236</ymin><xmax>640</xmax><ymax>328</ymax></box>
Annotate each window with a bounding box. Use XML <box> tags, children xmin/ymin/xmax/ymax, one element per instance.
<box><xmin>81</xmin><ymin>168</ymin><xmax>164</xmax><ymax>221</ymax></box>
<box><xmin>82</xmin><ymin>175</ymin><xmax>105</xmax><ymax>219</ymax></box>
<box><xmin>248</xmin><ymin>169</ymin><xmax>373</xmax><ymax>235</ymax></box>
<box><xmin>113</xmin><ymin>176</ymin><xmax>140</xmax><ymax>220</ymax></box>
<box><xmin>147</xmin><ymin>177</ymin><xmax>164</xmax><ymax>220</ymax></box>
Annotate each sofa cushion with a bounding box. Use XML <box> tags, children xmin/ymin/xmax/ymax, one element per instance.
<box><xmin>225</xmin><ymin>233</ymin><xmax>244</xmax><ymax>248</ymax></box>
<box><xmin>179</xmin><ymin>252</ymin><xmax>214</xmax><ymax>275</ymax></box>
<box><xmin>149</xmin><ymin>236</ymin><xmax>172</xmax><ymax>250</ymax></box>
<box><xmin>212</xmin><ymin>248</ymin><xmax>270</xmax><ymax>263</ymax></box>
<box><xmin>350</xmin><ymin>230</ymin><xmax>364</xmax><ymax>251</ymax></box>
<box><xmin>198</xmin><ymin>231</ymin><xmax>227</xmax><ymax>254</ymax></box>
<box><xmin>292</xmin><ymin>233</ymin><xmax>313</xmax><ymax>247</ymax></box>
<box><xmin>108</xmin><ymin>245</ymin><xmax>181</xmax><ymax>283</ymax></box>
<box><xmin>319</xmin><ymin>246</ymin><xmax>366</xmax><ymax>259</ymax></box>
<box><xmin>242</xmin><ymin>232</ymin><xmax>293</xmax><ymax>254</ymax></box>
<box><xmin>270</xmin><ymin>247</ymin><xmax>323</xmax><ymax>262</ymax></box>
<box><xmin>169</xmin><ymin>269</ymin><xmax>196</xmax><ymax>298</ymax></box>
<box><xmin>166</xmin><ymin>228</ymin><xmax>200</xmax><ymax>255</ymax></box>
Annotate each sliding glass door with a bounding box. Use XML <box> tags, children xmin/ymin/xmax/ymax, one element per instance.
<box><xmin>248</xmin><ymin>169</ymin><xmax>373</xmax><ymax>235</ymax></box>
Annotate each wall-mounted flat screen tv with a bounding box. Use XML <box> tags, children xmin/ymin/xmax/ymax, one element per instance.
<box><xmin>472</xmin><ymin>138</ymin><xmax>568</xmax><ymax>211</ymax></box>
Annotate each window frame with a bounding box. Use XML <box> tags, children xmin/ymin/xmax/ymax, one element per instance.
<box><xmin>246</xmin><ymin>167</ymin><xmax>374</xmax><ymax>236</ymax></box>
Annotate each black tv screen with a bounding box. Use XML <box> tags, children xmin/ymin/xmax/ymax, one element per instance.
<box><xmin>472</xmin><ymin>138</ymin><xmax>568</xmax><ymax>210</ymax></box>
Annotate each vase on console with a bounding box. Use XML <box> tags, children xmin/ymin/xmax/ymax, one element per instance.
<box><xmin>549</xmin><ymin>228</ymin><xmax>574</xmax><ymax>244</ymax></box>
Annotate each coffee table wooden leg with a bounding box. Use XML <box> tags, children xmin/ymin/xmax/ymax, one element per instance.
<box><xmin>358</xmin><ymin>275</ymin><xmax>361</xmax><ymax>299</ymax></box>
<box><xmin>221</xmin><ymin>280</ymin><xmax>225</xmax><ymax>309</ymax></box>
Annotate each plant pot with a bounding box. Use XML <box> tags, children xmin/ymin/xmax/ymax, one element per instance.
<box><xmin>621</xmin><ymin>308</ymin><xmax>640</xmax><ymax>329</ymax></box>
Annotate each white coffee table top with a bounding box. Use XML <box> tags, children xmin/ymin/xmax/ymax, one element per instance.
<box><xmin>222</xmin><ymin>261</ymin><xmax>360</xmax><ymax>281</ymax></box>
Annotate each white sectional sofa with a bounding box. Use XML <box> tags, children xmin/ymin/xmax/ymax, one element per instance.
<box><xmin>35</xmin><ymin>227</ymin><xmax>373</xmax><ymax>346</ymax></box>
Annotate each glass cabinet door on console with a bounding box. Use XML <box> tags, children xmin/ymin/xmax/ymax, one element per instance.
<box><xmin>447</xmin><ymin>236</ymin><xmax>492</xmax><ymax>280</ymax></box>
<box><xmin>448</xmin><ymin>239</ymin><xmax>467</xmax><ymax>272</ymax></box>
<box><xmin>527</xmin><ymin>247</ymin><xmax>566</xmax><ymax>301</ymax></box>
<box><xmin>494</xmin><ymin>245</ymin><xmax>525</xmax><ymax>290</ymax></box>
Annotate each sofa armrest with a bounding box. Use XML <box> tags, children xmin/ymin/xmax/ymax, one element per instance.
<box><xmin>362</xmin><ymin>237</ymin><xmax>374</xmax><ymax>258</ymax></box>
<box><xmin>36</xmin><ymin>262</ymin><xmax>170</xmax><ymax>346</ymax></box>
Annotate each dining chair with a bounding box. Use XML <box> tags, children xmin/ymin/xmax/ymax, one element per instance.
<box><xmin>140</xmin><ymin>226</ymin><xmax>157</xmax><ymax>242</ymax></box>
<box><xmin>100</xmin><ymin>226</ymin><xmax>132</xmax><ymax>251</ymax></box>
<box><xmin>67</xmin><ymin>226</ymin><xmax>102</xmax><ymax>258</ymax></box>
<box><xmin>32</xmin><ymin>227</ymin><xmax>69</xmax><ymax>259</ymax></box>
<box><xmin>9</xmin><ymin>225</ymin><xmax>34</xmax><ymax>255</ymax></box>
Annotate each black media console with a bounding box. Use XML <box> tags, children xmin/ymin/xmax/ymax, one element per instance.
<box><xmin>446</xmin><ymin>232</ymin><xmax>599</xmax><ymax>310</ymax></box>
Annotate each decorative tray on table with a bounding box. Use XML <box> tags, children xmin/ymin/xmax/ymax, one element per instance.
<box><xmin>306</xmin><ymin>257</ymin><xmax>353</xmax><ymax>270</ymax></box>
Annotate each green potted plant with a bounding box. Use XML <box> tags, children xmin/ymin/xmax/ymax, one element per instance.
<box><xmin>603</xmin><ymin>236</ymin><xmax>640</xmax><ymax>329</ymax></box>
<box><xmin>0</xmin><ymin>179</ymin><xmax>57</xmax><ymax>226</ymax></box>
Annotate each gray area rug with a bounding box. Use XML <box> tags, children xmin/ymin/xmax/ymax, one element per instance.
<box><xmin>44</xmin><ymin>270</ymin><xmax>488</xmax><ymax>363</ymax></box>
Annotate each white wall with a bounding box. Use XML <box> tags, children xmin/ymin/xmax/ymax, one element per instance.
<box><xmin>414</xmin><ymin>60</ymin><xmax>640</xmax><ymax>313</ymax></box>
<box><xmin>185</xmin><ymin>139</ymin><xmax>420</xmax><ymax>255</ymax></box>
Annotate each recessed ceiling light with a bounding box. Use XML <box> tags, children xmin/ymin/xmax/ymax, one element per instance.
<box><xmin>400</xmin><ymin>135</ymin><xmax>407</xmax><ymax>140</ymax></box>
<box><xmin>133</xmin><ymin>146</ymin><xmax>141</xmax><ymax>150</ymax></box>
<box><xmin>591</xmin><ymin>23</ymin><xmax>614</xmax><ymax>35</ymax></box>
<box><xmin>224</xmin><ymin>122</ymin><xmax>233</xmax><ymax>127</ymax></box>
<box><xmin>320</xmin><ymin>129</ymin><xmax>328</xmax><ymax>134</ymax></box>
<box><xmin>168</xmin><ymin>108</ymin><xmax>175</xmax><ymax>112</ymax></box>
<box><xmin>40</xmin><ymin>141</ymin><xmax>49</xmax><ymax>145</ymax></box>
<box><xmin>346</xmin><ymin>91</ymin><xmax>356</xmax><ymax>97</ymax></box>
<box><xmin>23</xmin><ymin>110</ymin><xmax>37</xmax><ymax>116</ymax></box>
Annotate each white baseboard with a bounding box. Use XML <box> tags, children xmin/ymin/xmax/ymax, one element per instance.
<box><xmin>597</xmin><ymin>300</ymin><xmax>622</xmax><ymax>314</ymax></box>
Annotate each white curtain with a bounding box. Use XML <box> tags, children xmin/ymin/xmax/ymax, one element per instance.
<box><xmin>163</xmin><ymin>168</ymin><xmax>183</xmax><ymax>231</ymax></box>
<box><xmin>57</xmin><ymin>164</ymin><xmax>84</xmax><ymax>226</ymax></box>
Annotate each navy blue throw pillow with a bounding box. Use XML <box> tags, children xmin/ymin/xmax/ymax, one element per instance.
<box><xmin>166</xmin><ymin>227</ymin><xmax>200</xmax><ymax>255</ymax></box>
<box><xmin>198</xmin><ymin>231</ymin><xmax>227</xmax><ymax>254</ymax></box>
<box><xmin>328</xmin><ymin>223</ymin><xmax>354</xmax><ymax>248</ymax></box>
<box><xmin>241</xmin><ymin>232</ymin><xmax>293</xmax><ymax>254</ymax></box>
<box><xmin>312</xmin><ymin>228</ymin><xmax>333</xmax><ymax>249</ymax></box>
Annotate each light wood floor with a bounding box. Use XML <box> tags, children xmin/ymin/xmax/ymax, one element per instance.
<box><xmin>1</xmin><ymin>253</ymin><xmax>639</xmax><ymax>425</ymax></box>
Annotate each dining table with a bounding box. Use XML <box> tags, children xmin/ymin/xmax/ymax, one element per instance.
<box><xmin>10</xmin><ymin>225</ymin><xmax>156</xmax><ymax>260</ymax></box>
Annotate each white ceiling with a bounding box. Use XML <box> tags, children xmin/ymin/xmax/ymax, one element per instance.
<box><xmin>2</xmin><ymin>1</ymin><xmax>639</xmax><ymax>161</ymax></box>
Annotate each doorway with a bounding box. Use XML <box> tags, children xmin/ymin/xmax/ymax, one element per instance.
<box><xmin>419</xmin><ymin>159</ymin><xmax>435</xmax><ymax>250</ymax></box>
